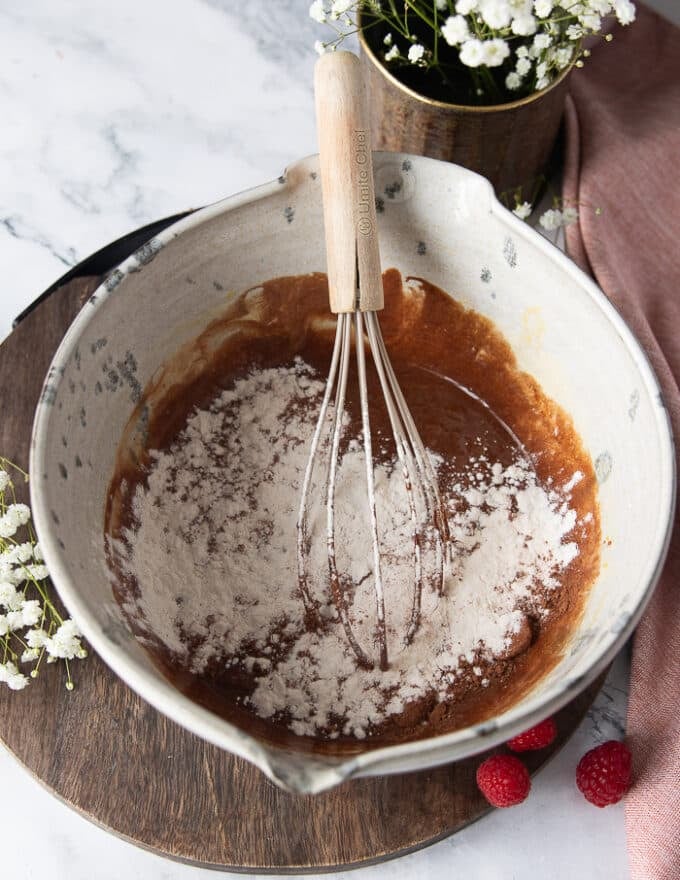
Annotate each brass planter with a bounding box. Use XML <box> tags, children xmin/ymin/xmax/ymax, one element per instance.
<box><xmin>359</xmin><ymin>31</ymin><xmax>572</xmax><ymax>197</ymax></box>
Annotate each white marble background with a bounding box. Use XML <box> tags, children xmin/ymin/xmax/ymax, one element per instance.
<box><xmin>1</xmin><ymin>1</ymin><xmax>677</xmax><ymax>878</ymax></box>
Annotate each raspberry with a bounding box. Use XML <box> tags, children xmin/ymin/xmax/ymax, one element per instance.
<box><xmin>507</xmin><ymin>717</ymin><xmax>558</xmax><ymax>752</ymax></box>
<box><xmin>576</xmin><ymin>740</ymin><xmax>632</xmax><ymax>807</ymax></box>
<box><xmin>476</xmin><ymin>754</ymin><xmax>531</xmax><ymax>807</ymax></box>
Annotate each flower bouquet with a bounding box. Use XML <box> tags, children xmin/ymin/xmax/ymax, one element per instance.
<box><xmin>311</xmin><ymin>0</ymin><xmax>635</xmax><ymax>105</ymax></box>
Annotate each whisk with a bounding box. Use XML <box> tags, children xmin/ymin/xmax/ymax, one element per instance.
<box><xmin>297</xmin><ymin>51</ymin><xmax>450</xmax><ymax>672</ymax></box>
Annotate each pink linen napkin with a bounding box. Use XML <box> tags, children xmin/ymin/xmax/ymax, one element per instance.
<box><xmin>562</xmin><ymin>5</ymin><xmax>680</xmax><ymax>877</ymax></box>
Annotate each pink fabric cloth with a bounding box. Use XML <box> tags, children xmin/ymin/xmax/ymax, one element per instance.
<box><xmin>563</xmin><ymin>6</ymin><xmax>680</xmax><ymax>877</ymax></box>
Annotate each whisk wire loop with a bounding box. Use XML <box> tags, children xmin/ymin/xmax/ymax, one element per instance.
<box><xmin>296</xmin><ymin>308</ymin><xmax>449</xmax><ymax>670</ymax></box>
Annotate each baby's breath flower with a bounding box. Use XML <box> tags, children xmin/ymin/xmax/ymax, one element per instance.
<box><xmin>511</xmin><ymin>13</ymin><xmax>537</xmax><ymax>35</ymax></box>
<box><xmin>533</xmin><ymin>32</ymin><xmax>552</xmax><ymax>50</ymax></box>
<box><xmin>330</xmin><ymin>0</ymin><xmax>353</xmax><ymax>19</ymax></box>
<box><xmin>506</xmin><ymin>71</ymin><xmax>523</xmax><ymax>89</ymax></box>
<box><xmin>539</xmin><ymin>208</ymin><xmax>563</xmax><ymax>230</ymax></box>
<box><xmin>2</xmin><ymin>542</ymin><xmax>34</xmax><ymax>565</ymax></box>
<box><xmin>0</xmin><ymin>458</ymin><xmax>87</xmax><ymax>692</ymax></box>
<box><xmin>384</xmin><ymin>43</ymin><xmax>400</xmax><ymax>61</ymax></box>
<box><xmin>0</xmin><ymin>562</ymin><xmax>18</xmax><ymax>585</ymax></box>
<box><xmin>480</xmin><ymin>0</ymin><xmax>512</xmax><ymax>29</ymax></box>
<box><xmin>441</xmin><ymin>15</ymin><xmax>470</xmax><ymax>46</ymax></box>
<box><xmin>0</xmin><ymin>515</ymin><xmax>18</xmax><ymax>540</ymax></box>
<box><xmin>436</xmin><ymin>0</ymin><xmax>449</xmax><ymax>8</ymax></box>
<box><xmin>483</xmin><ymin>38</ymin><xmax>510</xmax><ymax>67</ymax></box>
<box><xmin>0</xmin><ymin>661</ymin><xmax>29</xmax><ymax>691</ymax></box>
<box><xmin>516</xmin><ymin>56</ymin><xmax>532</xmax><ymax>75</ymax></box>
<box><xmin>459</xmin><ymin>38</ymin><xmax>486</xmax><ymax>67</ymax></box>
<box><xmin>509</xmin><ymin>0</ymin><xmax>533</xmax><ymax>13</ymax></box>
<box><xmin>20</xmin><ymin>599</ymin><xmax>42</xmax><ymax>627</ymax></box>
<box><xmin>44</xmin><ymin>619</ymin><xmax>83</xmax><ymax>660</ymax></box>
<box><xmin>554</xmin><ymin>46</ymin><xmax>574</xmax><ymax>67</ymax></box>
<box><xmin>6</xmin><ymin>610</ymin><xmax>25</xmax><ymax>631</ymax></box>
<box><xmin>535</xmin><ymin>75</ymin><xmax>550</xmax><ymax>89</ymax></box>
<box><xmin>0</xmin><ymin>584</ymin><xmax>23</xmax><ymax>612</ymax></box>
<box><xmin>456</xmin><ymin>0</ymin><xmax>479</xmax><ymax>12</ymax></box>
<box><xmin>613</xmin><ymin>0</ymin><xmax>635</xmax><ymax>24</ymax></box>
<box><xmin>0</xmin><ymin>505</ymin><xmax>30</xmax><ymax>540</ymax></box>
<box><xmin>536</xmin><ymin>60</ymin><xmax>548</xmax><ymax>78</ymax></box>
<box><xmin>579</xmin><ymin>11</ymin><xmax>601</xmax><ymax>29</ymax></box>
<box><xmin>408</xmin><ymin>43</ymin><xmax>426</xmax><ymax>63</ymax></box>
<box><xmin>8</xmin><ymin>504</ymin><xmax>31</xmax><ymax>526</ymax></box>
<box><xmin>21</xmin><ymin>647</ymin><xmax>40</xmax><ymax>664</ymax></box>
<box><xmin>25</xmin><ymin>627</ymin><xmax>48</xmax><ymax>650</ymax></box>
<box><xmin>566</xmin><ymin>23</ymin><xmax>584</xmax><ymax>39</ymax></box>
<box><xmin>513</xmin><ymin>201</ymin><xmax>532</xmax><ymax>218</ymax></box>
<box><xmin>0</xmin><ymin>581</ymin><xmax>19</xmax><ymax>608</ymax></box>
<box><xmin>314</xmin><ymin>40</ymin><xmax>327</xmax><ymax>55</ymax></box>
<box><xmin>533</xmin><ymin>0</ymin><xmax>553</xmax><ymax>15</ymax></box>
<box><xmin>383</xmin><ymin>32</ymin><xmax>393</xmax><ymax>45</ymax></box>
<box><xmin>561</xmin><ymin>205</ymin><xmax>579</xmax><ymax>225</ymax></box>
<box><xmin>309</xmin><ymin>0</ymin><xmax>326</xmax><ymax>23</ymax></box>
<box><xmin>26</xmin><ymin>564</ymin><xmax>49</xmax><ymax>581</ymax></box>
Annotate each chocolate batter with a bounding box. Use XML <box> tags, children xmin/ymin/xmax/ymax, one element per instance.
<box><xmin>106</xmin><ymin>270</ymin><xmax>600</xmax><ymax>754</ymax></box>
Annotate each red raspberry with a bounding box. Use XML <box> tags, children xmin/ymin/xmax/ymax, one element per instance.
<box><xmin>576</xmin><ymin>740</ymin><xmax>632</xmax><ymax>807</ymax></box>
<box><xmin>476</xmin><ymin>754</ymin><xmax>531</xmax><ymax>807</ymax></box>
<box><xmin>507</xmin><ymin>717</ymin><xmax>558</xmax><ymax>752</ymax></box>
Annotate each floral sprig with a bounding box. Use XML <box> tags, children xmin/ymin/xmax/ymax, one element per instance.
<box><xmin>0</xmin><ymin>459</ymin><xmax>86</xmax><ymax>691</ymax></box>
<box><xmin>511</xmin><ymin>195</ymin><xmax>579</xmax><ymax>228</ymax></box>
<box><xmin>311</xmin><ymin>0</ymin><xmax>635</xmax><ymax>105</ymax></box>
<box><xmin>512</xmin><ymin>193</ymin><xmax>591</xmax><ymax>234</ymax></box>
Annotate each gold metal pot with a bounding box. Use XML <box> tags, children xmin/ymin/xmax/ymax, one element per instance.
<box><xmin>359</xmin><ymin>30</ymin><xmax>573</xmax><ymax>197</ymax></box>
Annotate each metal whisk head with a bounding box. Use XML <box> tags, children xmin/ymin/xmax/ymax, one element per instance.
<box><xmin>299</xmin><ymin>50</ymin><xmax>450</xmax><ymax>670</ymax></box>
<box><xmin>296</xmin><ymin>308</ymin><xmax>451</xmax><ymax>670</ymax></box>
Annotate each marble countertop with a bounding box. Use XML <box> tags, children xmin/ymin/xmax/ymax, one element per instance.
<box><xmin>1</xmin><ymin>1</ymin><xmax>677</xmax><ymax>877</ymax></box>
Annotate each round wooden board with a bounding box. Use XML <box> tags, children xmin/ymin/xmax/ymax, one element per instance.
<box><xmin>0</xmin><ymin>275</ymin><xmax>607</xmax><ymax>872</ymax></box>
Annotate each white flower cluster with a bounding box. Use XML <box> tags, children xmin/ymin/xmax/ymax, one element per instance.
<box><xmin>438</xmin><ymin>0</ymin><xmax>635</xmax><ymax>89</ymax></box>
<box><xmin>511</xmin><ymin>200</ymin><xmax>580</xmax><ymax>228</ymax></box>
<box><xmin>0</xmin><ymin>464</ymin><xmax>87</xmax><ymax>692</ymax></box>
<box><xmin>539</xmin><ymin>204</ymin><xmax>579</xmax><ymax>229</ymax></box>
<box><xmin>311</xmin><ymin>0</ymin><xmax>636</xmax><ymax>99</ymax></box>
<box><xmin>0</xmin><ymin>503</ymin><xmax>31</xmax><ymax>539</ymax></box>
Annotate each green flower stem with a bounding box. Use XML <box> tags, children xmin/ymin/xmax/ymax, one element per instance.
<box><xmin>65</xmin><ymin>658</ymin><xmax>74</xmax><ymax>690</ymax></box>
<box><xmin>32</xmin><ymin>646</ymin><xmax>47</xmax><ymax>676</ymax></box>
<box><xmin>0</xmin><ymin>458</ymin><xmax>29</xmax><ymax>482</ymax></box>
<box><xmin>404</xmin><ymin>0</ymin><xmax>435</xmax><ymax>30</ymax></box>
<box><xmin>24</xmin><ymin>574</ymin><xmax>64</xmax><ymax>623</ymax></box>
<box><xmin>432</xmin><ymin>1</ymin><xmax>439</xmax><ymax>64</ymax></box>
<box><xmin>386</xmin><ymin>0</ymin><xmax>406</xmax><ymax>32</ymax></box>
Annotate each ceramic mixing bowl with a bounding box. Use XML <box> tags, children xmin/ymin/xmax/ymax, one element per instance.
<box><xmin>30</xmin><ymin>154</ymin><xmax>675</xmax><ymax>793</ymax></box>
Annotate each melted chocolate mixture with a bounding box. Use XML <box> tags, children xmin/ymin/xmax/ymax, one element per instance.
<box><xmin>106</xmin><ymin>271</ymin><xmax>600</xmax><ymax>754</ymax></box>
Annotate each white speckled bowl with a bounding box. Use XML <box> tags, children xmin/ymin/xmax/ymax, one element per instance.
<box><xmin>30</xmin><ymin>155</ymin><xmax>675</xmax><ymax>793</ymax></box>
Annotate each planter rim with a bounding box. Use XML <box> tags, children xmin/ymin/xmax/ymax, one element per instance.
<box><xmin>358</xmin><ymin>28</ymin><xmax>574</xmax><ymax>114</ymax></box>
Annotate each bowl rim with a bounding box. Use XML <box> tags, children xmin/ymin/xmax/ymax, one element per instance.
<box><xmin>29</xmin><ymin>153</ymin><xmax>676</xmax><ymax>793</ymax></box>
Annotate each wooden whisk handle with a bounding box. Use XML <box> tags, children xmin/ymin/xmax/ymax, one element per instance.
<box><xmin>314</xmin><ymin>51</ymin><xmax>384</xmax><ymax>314</ymax></box>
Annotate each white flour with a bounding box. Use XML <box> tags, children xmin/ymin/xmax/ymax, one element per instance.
<box><xmin>110</xmin><ymin>359</ymin><xmax>581</xmax><ymax>739</ymax></box>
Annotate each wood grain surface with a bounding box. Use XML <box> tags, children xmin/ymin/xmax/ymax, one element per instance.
<box><xmin>0</xmin><ymin>276</ymin><xmax>606</xmax><ymax>872</ymax></box>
